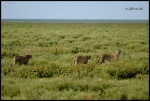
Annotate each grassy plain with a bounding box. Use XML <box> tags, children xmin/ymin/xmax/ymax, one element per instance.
<box><xmin>1</xmin><ymin>22</ymin><xmax>149</xmax><ymax>100</ymax></box>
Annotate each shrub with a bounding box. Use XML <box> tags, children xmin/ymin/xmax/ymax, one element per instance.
<box><xmin>71</xmin><ymin>47</ymin><xmax>79</xmax><ymax>54</ymax></box>
<box><xmin>82</xmin><ymin>37</ymin><xmax>91</xmax><ymax>41</ymax></box>
<box><xmin>1</xmin><ymin>66</ymin><xmax>15</xmax><ymax>76</ymax></box>
<box><xmin>102</xmin><ymin>61</ymin><xmax>148</xmax><ymax>79</ymax></box>
<box><xmin>37</xmin><ymin>41</ymin><xmax>57</xmax><ymax>47</ymax></box>
<box><xmin>1</xmin><ymin>49</ymin><xmax>18</xmax><ymax>58</ymax></box>
<box><xmin>71</xmin><ymin>47</ymin><xmax>90</xmax><ymax>54</ymax></box>
<box><xmin>5</xmin><ymin>63</ymin><xmax>60</xmax><ymax>78</ymax></box>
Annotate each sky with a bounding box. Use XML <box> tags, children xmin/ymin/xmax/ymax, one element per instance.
<box><xmin>1</xmin><ymin>1</ymin><xmax>149</xmax><ymax>20</ymax></box>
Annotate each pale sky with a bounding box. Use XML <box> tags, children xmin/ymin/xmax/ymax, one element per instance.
<box><xmin>1</xmin><ymin>1</ymin><xmax>149</xmax><ymax>20</ymax></box>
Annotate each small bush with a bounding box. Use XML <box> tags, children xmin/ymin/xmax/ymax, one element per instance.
<box><xmin>6</xmin><ymin>63</ymin><xmax>60</xmax><ymax>78</ymax></box>
<box><xmin>103</xmin><ymin>61</ymin><xmax>148</xmax><ymax>79</ymax></box>
<box><xmin>71</xmin><ymin>47</ymin><xmax>90</xmax><ymax>54</ymax></box>
<box><xmin>71</xmin><ymin>47</ymin><xmax>79</xmax><ymax>54</ymax></box>
<box><xmin>1</xmin><ymin>49</ymin><xmax>18</xmax><ymax>58</ymax></box>
<box><xmin>37</xmin><ymin>41</ymin><xmax>57</xmax><ymax>47</ymax></box>
<box><xmin>82</xmin><ymin>37</ymin><xmax>91</xmax><ymax>41</ymax></box>
<box><xmin>1</xmin><ymin>66</ymin><xmax>15</xmax><ymax>76</ymax></box>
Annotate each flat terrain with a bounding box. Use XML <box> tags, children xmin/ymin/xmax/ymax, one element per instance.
<box><xmin>1</xmin><ymin>22</ymin><xmax>149</xmax><ymax>100</ymax></box>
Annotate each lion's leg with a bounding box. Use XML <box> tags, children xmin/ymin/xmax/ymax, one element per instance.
<box><xmin>14</xmin><ymin>57</ymin><xmax>18</xmax><ymax>65</ymax></box>
<box><xmin>75</xmin><ymin>61</ymin><xmax>78</xmax><ymax>65</ymax></box>
<box><xmin>74</xmin><ymin>60</ymin><xmax>77</xmax><ymax>65</ymax></box>
<box><xmin>14</xmin><ymin>58</ymin><xmax>16</xmax><ymax>65</ymax></box>
<box><xmin>100</xmin><ymin>55</ymin><xmax>105</xmax><ymax>64</ymax></box>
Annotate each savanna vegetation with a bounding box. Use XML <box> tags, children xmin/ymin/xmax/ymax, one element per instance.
<box><xmin>1</xmin><ymin>22</ymin><xmax>149</xmax><ymax>100</ymax></box>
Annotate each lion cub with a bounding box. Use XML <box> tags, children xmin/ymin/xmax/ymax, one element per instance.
<box><xmin>14</xmin><ymin>55</ymin><xmax>32</xmax><ymax>65</ymax></box>
<box><xmin>96</xmin><ymin>50</ymin><xmax>121</xmax><ymax>64</ymax></box>
<box><xmin>74</xmin><ymin>55</ymin><xmax>91</xmax><ymax>65</ymax></box>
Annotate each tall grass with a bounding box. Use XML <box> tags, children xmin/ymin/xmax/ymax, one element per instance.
<box><xmin>1</xmin><ymin>22</ymin><xmax>149</xmax><ymax>100</ymax></box>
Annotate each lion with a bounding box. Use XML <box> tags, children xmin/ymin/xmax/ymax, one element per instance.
<box><xmin>74</xmin><ymin>55</ymin><xmax>91</xmax><ymax>65</ymax></box>
<box><xmin>96</xmin><ymin>50</ymin><xmax>121</xmax><ymax>64</ymax></box>
<box><xmin>14</xmin><ymin>55</ymin><xmax>32</xmax><ymax>65</ymax></box>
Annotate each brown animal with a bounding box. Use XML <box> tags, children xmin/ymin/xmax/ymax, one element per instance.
<box><xmin>14</xmin><ymin>55</ymin><xmax>32</xmax><ymax>65</ymax></box>
<box><xmin>74</xmin><ymin>55</ymin><xmax>91</xmax><ymax>65</ymax></box>
<box><xmin>96</xmin><ymin>50</ymin><xmax>121</xmax><ymax>64</ymax></box>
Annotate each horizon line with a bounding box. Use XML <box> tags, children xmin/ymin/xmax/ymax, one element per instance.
<box><xmin>1</xmin><ymin>19</ymin><xmax>149</xmax><ymax>20</ymax></box>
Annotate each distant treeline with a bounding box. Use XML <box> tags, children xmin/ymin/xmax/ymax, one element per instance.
<box><xmin>1</xmin><ymin>19</ymin><xmax>149</xmax><ymax>23</ymax></box>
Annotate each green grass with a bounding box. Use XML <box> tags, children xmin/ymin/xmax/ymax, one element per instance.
<box><xmin>1</xmin><ymin>22</ymin><xmax>149</xmax><ymax>100</ymax></box>
<box><xmin>1</xmin><ymin>75</ymin><xmax>148</xmax><ymax>100</ymax></box>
